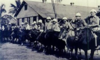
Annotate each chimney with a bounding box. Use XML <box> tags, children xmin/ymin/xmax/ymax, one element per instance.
<box><xmin>42</xmin><ymin>0</ymin><xmax>47</xmax><ymax>3</ymax></box>
<box><xmin>70</xmin><ymin>2</ymin><xmax>74</xmax><ymax>6</ymax></box>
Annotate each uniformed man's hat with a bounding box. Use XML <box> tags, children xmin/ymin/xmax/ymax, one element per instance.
<box><xmin>63</xmin><ymin>17</ymin><xmax>67</xmax><ymax>20</ymax></box>
<box><xmin>47</xmin><ymin>17</ymin><xmax>51</xmax><ymax>20</ymax></box>
<box><xmin>90</xmin><ymin>9</ymin><xmax>97</xmax><ymax>13</ymax></box>
<box><xmin>38</xmin><ymin>19</ymin><xmax>42</xmax><ymax>23</ymax></box>
<box><xmin>24</xmin><ymin>22</ymin><xmax>28</xmax><ymax>24</ymax></box>
<box><xmin>21</xmin><ymin>22</ymin><xmax>24</xmax><ymax>25</ymax></box>
<box><xmin>9</xmin><ymin>23</ymin><xmax>11</xmax><ymax>24</ymax></box>
<box><xmin>32</xmin><ymin>21</ymin><xmax>36</xmax><ymax>25</ymax></box>
<box><xmin>52</xmin><ymin>19</ymin><xmax>57</xmax><ymax>22</ymax></box>
<box><xmin>75</xmin><ymin>13</ymin><xmax>81</xmax><ymax>17</ymax></box>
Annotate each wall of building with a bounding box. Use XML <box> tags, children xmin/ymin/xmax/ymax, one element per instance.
<box><xmin>17</xmin><ymin>4</ymin><xmax>38</xmax><ymax>26</ymax></box>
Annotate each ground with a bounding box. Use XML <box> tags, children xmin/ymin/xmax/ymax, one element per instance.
<box><xmin>0</xmin><ymin>42</ymin><xmax>100</xmax><ymax>60</ymax></box>
<box><xmin>0</xmin><ymin>42</ymin><xmax>67</xmax><ymax>60</ymax></box>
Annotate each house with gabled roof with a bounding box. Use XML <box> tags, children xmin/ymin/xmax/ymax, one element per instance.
<box><xmin>15</xmin><ymin>0</ymin><xmax>97</xmax><ymax>26</ymax></box>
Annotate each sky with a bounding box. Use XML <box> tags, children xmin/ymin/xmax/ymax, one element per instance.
<box><xmin>0</xmin><ymin>0</ymin><xmax>100</xmax><ymax>14</ymax></box>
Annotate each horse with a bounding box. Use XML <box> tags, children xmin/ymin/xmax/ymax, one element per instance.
<box><xmin>28</xmin><ymin>29</ymin><xmax>41</xmax><ymax>46</ymax></box>
<box><xmin>67</xmin><ymin>27</ymin><xmax>100</xmax><ymax>60</ymax></box>
<box><xmin>20</xmin><ymin>29</ymin><xmax>31</xmax><ymax>45</ymax></box>
<box><xmin>44</xmin><ymin>30</ymin><xmax>66</xmax><ymax>53</ymax></box>
<box><xmin>5</xmin><ymin>26</ymin><xmax>12</xmax><ymax>41</ymax></box>
<box><xmin>11</xmin><ymin>27</ymin><xmax>20</xmax><ymax>43</ymax></box>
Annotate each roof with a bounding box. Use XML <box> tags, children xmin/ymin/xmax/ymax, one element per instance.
<box><xmin>15</xmin><ymin>1</ymin><xmax>38</xmax><ymax>18</ymax></box>
<box><xmin>9</xmin><ymin>18</ymin><xmax>17</xmax><ymax>24</ymax></box>
<box><xmin>16</xmin><ymin>5</ymin><xmax>38</xmax><ymax>18</ymax></box>
<box><xmin>15</xmin><ymin>1</ymin><xmax>97</xmax><ymax>19</ymax></box>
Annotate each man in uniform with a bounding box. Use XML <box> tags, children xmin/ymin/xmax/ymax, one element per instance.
<box><xmin>29</xmin><ymin>21</ymin><xmax>38</xmax><ymax>43</ymax></box>
<box><xmin>32</xmin><ymin>21</ymin><xmax>37</xmax><ymax>30</ymax></box>
<box><xmin>51</xmin><ymin>19</ymin><xmax>60</xmax><ymax>32</ymax></box>
<box><xmin>71</xmin><ymin>13</ymin><xmax>87</xmax><ymax>58</ymax></box>
<box><xmin>45</xmin><ymin>17</ymin><xmax>52</xmax><ymax>32</ymax></box>
<box><xmin>18</xmin><ymin>23</ymin><xmax>25</xmax><ymax>45</ymax></box>
<box><xmin>96</xmin><ymin>5</ymin><xmax>100</xmax><ymax>18</ymax></box>
<box><xmin>1</xmin><ymin>25</ymin><xmax>5</xmax><ymax>41</ymax></box>
<box><xmin>72</xmin><ymin>13</ymin><xmax>87</xmax><ymax>41</ymax></box>
<box><xmin>25</xmin><ymin>22</ymin><xmax>31</xmax><ymax>30</ymax></box>
<box><xmin>59</xmin><ymin>17</ymin><xmax>73</xmax><ymax>42</ymax></box>
<box><xmin>24</xmin><ymin>22</ymin><xmax>31</xmax><ymax>42</ymax></box>
<box><xmin>59</xmin><ymin>17</ymin><xmax>68</xmax><ymax>40</ymax></box>
<box><xmin>13</xmin><ymin>25</ymin><xmax>20</xmax><ymax>42</ymax></box>
<box><xmin>37</xmin><ymin>19</ymin><xmax>44</xmax><ymax>32</ymax></box>
<box><xmin>20</xmin><ymin>23</ymin><xmax>24</xmax><ymax>30</ymax></box>
<box><xmin>49</xmin><ymin>19</ymin><xmax>60</xmax><ymax>42</ymax></box>
<box><xmin>85</xmin><ymin>9</ymin><xmax>100</xmax><ymax>47</ymax></box>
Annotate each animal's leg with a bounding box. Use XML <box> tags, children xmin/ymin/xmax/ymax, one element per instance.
<box><xmin>90</xmin><ymin>49</ymin><xmax>95</xmax><ymax>60</ymax></box>
<box><xmin>84</xmin><ymin>50</ymin><xmax>88</xmax><ymax>60</ymax></box>
<box><xmin>75</xmin><ymin>48</ymin><xmax>78</xmax><ymax>56</ymax></box>
<box><xmin>69</xmin><ymin>48</ymin><xmax>73</xmax><ymax>60</ymax></box>
<box><xmin>79</xmin><ymin>49</ymin><xmax>82</xmax><ymax>56</ymax></box>
<box><xmin>75</xmin><ymin>48</ymin><xmax>78</xmax><ymax>60</ymax></box>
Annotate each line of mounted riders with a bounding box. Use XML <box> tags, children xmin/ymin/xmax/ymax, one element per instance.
<box><xmin>1</xmin><ymin>9</ymin><xmax>100</xmax><ymax>60</ymax></box>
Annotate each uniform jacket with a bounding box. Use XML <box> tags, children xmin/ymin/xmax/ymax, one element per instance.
<box><xmin>51</xmin><ymin>23</ymin><xmax>60</xmax><ymax>32</ymax></box>
<box><xmin>72</xmin><ymin>19</ymin><xmax>87</xmax><ymax>29</ymax></box>
<box><xmin>85</xmin><ymin>16</ymin><xmax>99</xmax><ymax>25</ymax></box>
<box><xmin>37</xmin><ymin>23</ymin><xmax>44</xmax><ymax>32</ymax></box>
<box><xmin>45</xmin><ymin>21</ymin><xmax>52</xmax><ymax>31</ymax></box>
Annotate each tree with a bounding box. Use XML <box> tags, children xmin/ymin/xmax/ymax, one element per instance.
<box><xmin>9</xmin><ymin>0</ymin><xmax>21</xmax><ymax>14</ymax></box>
<box><xmin>0</xmin><ymin>4</ymin><xmax>6</xmax><ymax>26</ymax></box>
<box><xmin>0</xmin><ymin>4</ymin><xmax>6</xmax><ymax>18</ymax></box>
<box><xmin>1</xmin><ymin>14</ymin><xmax>14</xmax><ymax>25</ymax></box>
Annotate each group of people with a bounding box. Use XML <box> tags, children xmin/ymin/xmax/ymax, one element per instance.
<box><xmin>0</xmin><ymin>9</ymin><xmax>100</xmax><ymax>48</ymax></box>
<box><xmin>23</xmin><ymin>9</ymin><xmax>100</xmax><ymax>47</ymax></box>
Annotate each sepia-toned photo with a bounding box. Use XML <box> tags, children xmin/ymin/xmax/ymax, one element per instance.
<box><xmin>0</xmin><ymin>0</ymin><xmax>100</xmax><ymax>60</ymax></box>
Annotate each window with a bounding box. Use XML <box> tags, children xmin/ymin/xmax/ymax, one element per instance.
<box><xmin>22</xmin><ymin>18</ymin><xmax>24</xmax><ymax>22</ymax></box>
<box><xmin>27</xmin><ymin>17</ymin><xmax>30</xmax><ymax>25</ymax></box>
<box><xmin>25</xmin><ymin>4</ymin><xmax>27</xmax><ymax>10</ymax></box>
<box><xmin>33</xmin><ymin>16</ymin><xmax>37</xmax><ymax>21</ymax></box>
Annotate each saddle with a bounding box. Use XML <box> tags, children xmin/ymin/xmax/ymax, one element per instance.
<box><xmin>79</xmin><ymin>28</ymin><xmax>96</xmax><ymax>45</ymax></box>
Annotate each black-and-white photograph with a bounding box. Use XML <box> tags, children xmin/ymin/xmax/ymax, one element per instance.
<box><xmin>0</xmin><ymin>0</ymin><xmax>100</xmax><ymax>60</ymax></box>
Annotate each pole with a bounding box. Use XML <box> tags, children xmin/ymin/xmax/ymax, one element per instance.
<box><xmin>51</xmin><ymin>0</ymin><xmax>57</xmax><ymax>18</ymax></box>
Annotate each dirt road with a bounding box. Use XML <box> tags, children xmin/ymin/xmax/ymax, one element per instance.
<box><xmin>1</xmin><ymin>42</ymin><xmax>100</xmax><ymax>60</ymax></box>
<box><xmin>0</xmin><ymin>42</ymin><xmax>67</xmax><ymax>60</ymax></box>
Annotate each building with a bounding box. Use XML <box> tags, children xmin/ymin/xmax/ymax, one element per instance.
<box><xmin>15</xmin><ymin>0</ymin><xmax>97</xmax><ymax>26</ymax></box>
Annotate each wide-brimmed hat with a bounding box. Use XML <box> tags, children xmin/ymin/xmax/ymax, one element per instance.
<box><xmin>32</xmin><ymin>21</ymin><xmax>36</xmax><ymax>25</ymax></box>
<box><xmin>90</xmin><ymin>9</ymin><xmax>97</xmax><ymax>13</ymax></box>
<box><xmin>47</xmin><ymin>17</ymin><xmax>51</xmax><ymax>20</ymax></box>
<box><xmin>9</xmin><ymin>23</ymin><xmax>11</xmax><ymax>24</ymax></box>
<box><xmin>62</xmin><ymin>17</ymin><xmax>67</xmax><ymax>20</ymax></box>
<box><xmin>75</xmin><ymin>13</ymin><xmax>81</xmax><ymax>17</ymax></box>
<box><xmin>21</xmin><ymin>22</ymin><xmax>24</xmax><ymax>25</ymax></box>
<box><xmin>52</xmin><ymin>19</ymin><xmax>57</xmax><ymax>22</ymax></box>
<box><xmin>38</xmin><ymin>19</ymin><xmax>42</xmax><ymax>23</ymax></box>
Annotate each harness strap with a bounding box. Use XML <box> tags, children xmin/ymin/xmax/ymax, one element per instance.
<box><xmin>36</xmin><ymin>32</ymin><xmax>43</xmax><ymax>40</ymax></box>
